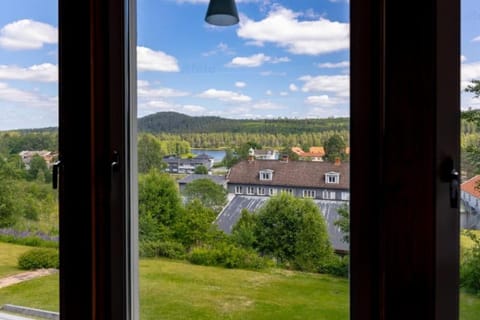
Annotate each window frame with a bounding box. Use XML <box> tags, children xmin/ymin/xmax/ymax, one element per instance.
<box><xmin>58</xmin><ymin>0</ymin><xmax>460</xmax><ymax>319</ymax></box>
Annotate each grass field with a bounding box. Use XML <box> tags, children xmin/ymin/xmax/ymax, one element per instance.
<box><xmin>0</xmin><ymin>242</ymin><xmax>31</xmax><ymax>278</ymax></box>
<box><xmin>0</xmin><ymin>244</ymin><xmax>479</xmax><ymax>319</ymax></box>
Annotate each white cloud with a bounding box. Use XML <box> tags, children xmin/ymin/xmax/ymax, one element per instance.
<box><xmin>0</xmin><ymin>19</ymin><xmax>57</xmax><ymax>50</ymax></box>
<box><xmin>299</xmin><ymin>74</ymin><xmax>349</xmax><ymax>96</ymax></box>
<box><xmin>137</xmin><ymin>46</ymin><xmax>180</xmax><ymax>72</ymax></box>
<box><xmin>235</xmin><ymin>81</ymin><xmax>247</xmax><ymax>88</ymax></box>
<box><xmin>198</xmin><ymin>88</ymin><xmax>252</xmax><ymax>103</ymax></box>
<box><xmin>202</xmin><ymin>42</ymin><xmax>235</xmax><ymax>56</ymax></box>
<box><xmin>237</xmin><ymin>6</ymin><xmax>349</xmax><ymax>55</ymax></box>
<box><xmin>183</xmin><ymin>104</ymin><xmax>206</xmax><ymax>113</ymax></box>
<box><xmin>461</xmin><ymin>55</ymin><xmax>467</xmax><ymax>63</ymax></box>
<box><xmin>472</xmin><ymin>36</ymin><xmax>480</xmax><ymax>42</ymax></box>
<box><xmin>0</xmin><ymin>63</ymin><xmax>57</xmax><ymax>82</ymax></box>
<box><xmin>317</xmin><ymin>61</ymin><xmax>350</xmax><ymax>68</ymax></box>
<box><xmin>0</xmin><ymin>82</ymin><xmax>57</xmax><ymax>108</ymax></box>
<box><xmin>138</xmin><ymin>83</ymin><xmax>189</xmax><ymax>99</ymax></box>
<box><xmin>251</xmin><ymin>101</ymin><xmax>284</xmax><ymax>110</ymax></box>
<box><xmin>227</xmin><ymin>53</ymin><xmax>289</xmax><ymax>68</ymax></box>
<box><xmin>289</xmin><ymin>83</ymin><xmax>298</xmax><ymax>91</ymax></box>
<box><xmin>280</xmin><ymin>91</ymin><xmax>288</xmax><ymax>96</ymax></box>
<box><xmin>461</xmin><ymin>61</ymin><xmax>480</xmax><ymax>90</ymax></box>
<box><xmin>260</xmin><ymin>70</ymin><xmax>286</xmax><ymax>76</ymax></box>
<box><xmin>265</xmin><ymin>90</ymin><xmax>273</xmax><ymax>95</ymax></box>
<box><xmin>305</xmin><ymin>95</ymin><xmax>345</xmax><ymax>106</ymax></box>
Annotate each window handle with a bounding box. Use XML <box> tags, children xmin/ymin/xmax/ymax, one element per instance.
<box><xmin>449</xmin><ymin>169</ymin><xmax>459</xmax><ymax>209</ymax></box>
<box><xmin>111</xmin><ymin>150</ymin><xmax>120</xmax><ymax>171</ymax></box>
<box><xmin>52</xmin><ymin>160</ymin><xmax>62</xmax><ymax>189</ymax></box>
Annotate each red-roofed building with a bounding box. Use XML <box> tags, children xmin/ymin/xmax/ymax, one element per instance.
<box><xmin>460</xmin><ymin>175</ymin><xmax>480</xmax><ymax>229</ymax></box>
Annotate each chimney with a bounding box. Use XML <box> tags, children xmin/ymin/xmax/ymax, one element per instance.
<box><xmin>281</xmin><ymin>154</ymin><xmax>289</xmax><ymax>162</ymax></box>
<box><xmin>248</xmin><ymin>147</ymin><xmax>255</xmax><ymax>163</ymax></box>
<box><xmin>334</xmin><ymin>157</ymin><xmax>341</xmax><ymax>166</ymax></box>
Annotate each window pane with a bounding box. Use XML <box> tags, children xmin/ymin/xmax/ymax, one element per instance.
<box><xmin>460</xmin><ymin>0</ymin><xmax>480</xmax><ymax>317</ymax></box>
<box><xmin>137</xmin><ymin>0</ymin><xmax>349</xmax><ymax>318</ymax></box>
<box><xmin>0</xmin><ymin>0</ymin><xmax>59</xmax><ymax>317</ymax></box>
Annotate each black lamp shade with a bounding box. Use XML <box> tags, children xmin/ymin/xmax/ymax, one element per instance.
<box><xmin>205</xmin><ymin>0</ymin><xmax>239</xmax><ymax>26</ymax></box>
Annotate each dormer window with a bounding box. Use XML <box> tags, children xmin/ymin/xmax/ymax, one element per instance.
<box><xmin>325</xmin><ymin>172</ymin><xmax>340</xmax><ymax>184</ymax></box>
<box><xmin>259</xmin><ymin>169</ymin><xmax>274</xmax><ymax>181</ymax></box>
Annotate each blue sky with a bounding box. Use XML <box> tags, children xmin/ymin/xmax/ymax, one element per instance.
<box><xmin>0</xmin><ymin>0</ymin><xmax>478</xmax><ymax>130</ymax></box>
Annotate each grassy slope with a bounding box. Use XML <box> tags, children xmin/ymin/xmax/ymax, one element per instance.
<box><xmin>0</xmin><ymin>246</ymin><xmax>478</xmax><ymax>319</ymax></box>
<box><xmin>0</xmin><ymin>242</ymin><xmax>31</xmax><ymax>278</ymax></box>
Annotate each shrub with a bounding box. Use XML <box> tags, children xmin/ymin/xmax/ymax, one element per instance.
<box><xmin>188</xmin><ymin>244</ymin><xmax>272</xmax><ymax>270</ymax></box>
<box><xmin>318</xmin><ymin>255</ymin><xmax>349</xmax><ymax>278</ymax></box>
<box><xmin>461</xmin><ymin>230</ymin><xmax>480</xmax><ymax>295</ymax></box>
<box><xmin>18</xmin><ymin>248</ymin><xmax>59</xmax><ymax>270</ymax></box>
<box><xmin>139</xmin><ymin>240</ymin><xmax>186</xmax><ymax>259</ymax></box>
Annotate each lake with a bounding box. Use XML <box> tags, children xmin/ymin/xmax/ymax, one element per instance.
<box><xmin>191</xmin><ymin>149</ymin><xmax>226</xmax><ymax>163</ymax></box>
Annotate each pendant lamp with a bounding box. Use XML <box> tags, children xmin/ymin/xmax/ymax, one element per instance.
<box><xmin>205</xmin><ymin>0</ymin><xmax>239</xmax><ymax>26</ymax></box>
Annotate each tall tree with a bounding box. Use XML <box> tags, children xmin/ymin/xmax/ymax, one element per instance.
<box><xmin>254</xmin><ymin>193</ymin><xmax>332</xmax><ymax>270</ymax></box>
<box><xmin>138</xmin><ymin>169</ymin><xmax>183</xmax><ymax>240</ymax></box>
<box><xmin>182</xmin><ymin>178</ymin><xmax>227</xmax><ymax>213</ymax></box>
<box><xmin>334</xmin><ymin>204</ymin><xmax>350</xmax><ymax>244</ymax></box>
<box><xmin>174</xmin><ymin>199</ymin><xmax>217</xmax><ymax>248</ymax></box>
<box><xmin>324</xmin><ymin>134</ymin><xmax>347</xmax><ymax>162</ymax></box>
<box><xmin>137</xmin><ymin>133</ymin><xmax>166</xmax><ymax>174</ymax></box>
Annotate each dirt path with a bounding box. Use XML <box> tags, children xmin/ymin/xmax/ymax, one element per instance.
<box><xmin>0</xmin><ymin>269</ymin><xmax>58</xmax><ymax>289</ymax></box>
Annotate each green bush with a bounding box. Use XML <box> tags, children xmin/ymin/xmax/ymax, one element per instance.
<box><xmin>18</xmin><ymin>248</ymin><xmax>59</xmax><ymax>270</ymax></box>
<box><xmin>461</xmin><ymin>230</ymin><xmax>480</xmax><ymax>295</ymax></box>
<box><xmin>318</xmin><ymin>255</ymin><xmax>349</xmax><ymax>278</ymax></box>
<box><xmin>0</xmin><ymin>235</ymin><xmax>58</xmax><ymax>248</ymax></box>
<box><xmin>139</xmin><ymin>240</ymin><xmax>185</xmax><ymax>259</ymax></box>
<box><xmin>188</xmin><ymin>244</ymin><xmax>272</xmax><ymax>270</ymax></box>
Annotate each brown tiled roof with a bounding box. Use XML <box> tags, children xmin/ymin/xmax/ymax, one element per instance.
<box><xmin>227</xmin><ymin>160</ymin><xmax>349</xmax><ymax>189</ymax></box>
<box><xmin>461</xmin><ymin>175</ymin><xmax>480</xmax><ymax>198</ymax></box>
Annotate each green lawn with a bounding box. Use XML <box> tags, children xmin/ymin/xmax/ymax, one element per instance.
<box><xmin>0</xmin><ymin>245</ymin><xmax>479</xmax><ymax>319</ymax></box>
<box><xmin>0</xmin><ymin>242</ymin><xmax>31</xmax><ymax>278</ymax></box>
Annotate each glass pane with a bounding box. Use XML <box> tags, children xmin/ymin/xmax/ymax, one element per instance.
<box><xmin>137</xmin><ymin>0</ymin><xmax>349</xmax><ymax>318</ymax></box>
<box><xmin>460</xmin><ymin>0</ymin><xmax>480</xmax><ymax>318</ymax></box>
<box><xmin>0</xmin><ymin>0</ymin><xmax>59</xmax><ymax>318</ymax></box>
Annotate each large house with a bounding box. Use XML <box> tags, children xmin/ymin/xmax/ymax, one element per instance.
<box><xmin>216</xmin><ymin>159</ymin><xmax>350</xmax><ymax>253</ymax></box>
<box><xmin>19</xmin><ymin>150</ymin><xmax>58</xmax><ymax>169</ymax></box>
<box><xmin>226</xmin><ymin>159</ymin><xmax>349</xmax><ymax>201</ymax></box>
<box><xmin>461</xmin><ymin>175</ymin><xmax>480</xmax><ymax>229</ymax></box>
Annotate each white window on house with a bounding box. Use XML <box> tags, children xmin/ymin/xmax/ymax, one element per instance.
<box><xmin>341</xmin><ymin>192</ymin><xmax>350</xmax><ymax>201</ymax></box>
<box><xmin>325</xmin><ymin>172</ymin><xmax>340</xmax><ymax>184</ymax></box>
<box><xmin>247</xmin><ymin>186</ymin><xmax>255</xmax><ymax>195</ymax></box>
<box><xmin>322</xmin><ymin>190</ymin><xmax>329</xmax><ymax>199</ymax></box>
<box><xmin>269</xmin><ymin>188</ymin><xmax>277</xmax><ymax>196</ymax></box>
<box><xmin>259</xmin><ymin>169</ymin><xmax>274</xmax><ymax>181</ymax></box>
<box><xmin>303</xmin><ymin>190</ymin><xmax>316</xmax><ymax>198</ymax></box>
<box><xmin>281</xmin><ymin>188</ymin><xmax>293</xmax><ymax>195</ymax></box>
<box><xmin>258</xmin><ymin>187</ymin><xmax>266</xmax><ymax>195</ymax></box>
<box><xmin>235</xmin><ymin>186</ymin><xmax>243</xmax><ymax>194</ymax></box>
<box><xmin>330</xmin><ymin>191</ymin><xmax>336</xmax><ymax>200</ymax></box>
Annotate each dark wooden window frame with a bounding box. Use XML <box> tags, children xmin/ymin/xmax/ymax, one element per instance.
<box><xmin>59</xmin><ymin>0</ymin><xmax>460</xmax><ymax>319</ymax></box>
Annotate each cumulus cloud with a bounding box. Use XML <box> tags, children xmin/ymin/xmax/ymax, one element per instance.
<box><xmin>0</xmin><ymin>19</ymin><xmax>57</xmax><ymax>50</ymax></box>
<box><xmin>137</xmin><ymin>81</ymin><xmax>189</xmax><ymax>99</ymax></box>
<box><xmin>461</xmin><ymin>61</ymin><xmax>480</xmax><ymax>90</ymax></box>
<box><xmin>299</xmin><ymin>74</ymin><xmax>349</xmax><ymax>96</ymax></box>
<box><xmin>237</xmin><ymin>6</ymin><xmax>349</xmax><ymax>55</ymax></box>
<box><xmin>317</xmin><ymin>61</ymin><xmax>350</xmax><ymax>68</ymax></box>
<box><xmin>251</xmin><ymin>101</ymin><xmax>285</xmax><ymax>110</ymax></box>
<box><xmin>305</xmin><ymin>95</ymin><xmax>345</xmax><ymax>106</ymax></box>
<box><xmin>137</xmin><ymin>46</ymin><xmax>180</xmax><ymax>72</ymax></box>
<box><xmin>202</xmin><ymin>42</ymin><xmax>235</xmax><ymax>56</ymax></box>
<box><xmin>0</xmin><ymin>82</ymin><xmax>57</xmax><ymax>108</ymax></box>
<box><xmin>461</xmin><ymin>55</ymin><xmax>467</xmax><ymax>63</ymax></box>
<box><xmin>0</xmin><ymin>63</ymin><xmax>57</xmax><ymax>82</ymax></box>
<box><xmin>265</xmin><ymin>90</ymin><xmax>273</xmax><ymax>95</ymax></box>
<box><xmin>198</xmin><ymin>88</ymin><xmax>252</xmax><ymax>103</ymax></box>
<box><xmin>235</xmin><ymin>81</ymin><xmax>247</xmax><ymax>88</ymax></box>
<box><xmin>289</xmin><ymin>83</ymin><xmax>298</xmax><ymax>91</ymax></box>
<box><xmin>227</xmin><ymin>53</ymin><xmax>289</xmax><ymax>67</ymax></box>
<box><xmin>472</xmin><ymin>35</ymin><xmax>480</xmax><ymax>42</ymax></box>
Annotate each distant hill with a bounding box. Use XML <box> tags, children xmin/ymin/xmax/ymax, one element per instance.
<box><xmin>138</xmin><ymin>112</ymin><xmax>349</xmax><ymax>134</ymax></box>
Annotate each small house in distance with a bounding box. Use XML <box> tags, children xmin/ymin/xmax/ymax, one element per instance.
<box><xmin>163</xmin><ymin>153</ymin><xmax>214</xmax><ymax>174</ymax></box>
<box><xmin>252</xmin><ymin>149</ymin><xmax>280</xmax><ymax>160</ymax></box>
<box><xmin>19</xmin><ymin>150</ymin><xmax>58</xmax><ymax>169</ymax></box>
<box><xmin>460</xmin><ymin>175</ymin><xmax>480</xmax><ymax>229</ymax></box>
